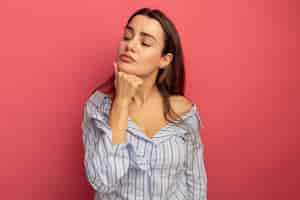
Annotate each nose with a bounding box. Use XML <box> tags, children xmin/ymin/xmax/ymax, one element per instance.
<box><xmin>125</xmin><ymin>38</ymin><xmax>138</xmax><ymax>52</ymax></box>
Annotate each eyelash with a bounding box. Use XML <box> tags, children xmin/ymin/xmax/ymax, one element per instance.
<box><xmin>123</xmin><ymin>36</ymin><xmax>151</xmax><ymax>47</ymax></box>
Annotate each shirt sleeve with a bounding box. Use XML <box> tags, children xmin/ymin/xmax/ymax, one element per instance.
<box><xmin>81</xmin><ymin>99</ymin><xmax>130</xmax><ymax>193</ymax></box>
<box><xmin>184</xmin><ymin>110</ymin><xmax>208</xmax><ymax>200</ymax></box>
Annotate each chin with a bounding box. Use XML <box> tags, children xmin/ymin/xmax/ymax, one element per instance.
<box><xmin>118</xmin><ymin>63</ymin><xmax>136</xmax><ymax>73</ymax></box>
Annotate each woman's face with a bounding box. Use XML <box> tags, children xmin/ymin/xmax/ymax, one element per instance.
<box><xmin>116</xmin><ymin>15</ymin><xmax>172</xmax><ymax>77</ymax></box>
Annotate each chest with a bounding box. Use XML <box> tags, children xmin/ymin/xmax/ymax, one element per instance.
<box><xmin>132</xmin><ymin>135</ymin><xmax>187</xmax><ymax>171</ymax></box>
<box><xmin>129</xmin><ymin>108</ymin><xmax>169</xmax><ymax>139</ymax></box>
<box><xmin>152</xmin><ymin>136</ymin><xmax>186</xmax><ymax>170</ymax></box>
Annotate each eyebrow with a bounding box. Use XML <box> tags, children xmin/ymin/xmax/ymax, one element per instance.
<box><xmin>125</xmin><ymin>25</ymin><xmax>157</xmax><ymax>42</ymax></box>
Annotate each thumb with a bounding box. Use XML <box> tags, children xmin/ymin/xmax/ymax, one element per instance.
<box><xmin>113</xmin><ymin>61</ymin><xmax>118</xmax><ymax>88</ymax></box>
<box><xmin>113</xmin><ymin>61</ymin><xmax>118</xmax><ymax>75</ymax></box>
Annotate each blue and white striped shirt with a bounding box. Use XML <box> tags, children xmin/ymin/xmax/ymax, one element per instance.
<box><xmin>81</xmin><ymin>91</ymin><xmax>207</xmax><ymax>200</ymax></box>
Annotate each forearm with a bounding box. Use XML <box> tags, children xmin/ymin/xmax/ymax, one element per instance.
<box><xmin>109</xmin><ymin>97</ymin><xmax>130</xmax><ymax>144</ymax></box>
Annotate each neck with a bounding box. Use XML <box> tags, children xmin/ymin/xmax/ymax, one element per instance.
<box><xmin>132</xmin><ymin>70</ymin><xmax>159</xmax><ymax>107</ymax></box>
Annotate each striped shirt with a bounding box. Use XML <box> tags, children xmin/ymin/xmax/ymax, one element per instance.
<box><xmin>81</xmin><ymin>91</ymin><xmax>207</xmax><ymax>200</ymax></box>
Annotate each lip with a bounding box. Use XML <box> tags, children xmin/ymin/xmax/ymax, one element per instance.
<box><xmin>119</xmin><ymin>54</ymin><xmax>136</xmax><ymax>63</ymax></box>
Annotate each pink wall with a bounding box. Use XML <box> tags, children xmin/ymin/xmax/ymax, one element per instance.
<box><xmin>0</xmin><ymin>0</ymin><xmax>298</xmax><ymax>199</ymax></box>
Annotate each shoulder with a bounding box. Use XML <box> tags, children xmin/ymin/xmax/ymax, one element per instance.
<box><xmin>169</xmin><ymin>95</ymin><xmax>203</xmax><ymax>130</ymax></box>
<box><xmin>92</xmin><ymin>90</ymin><xmax>113</xmax><ymax>99</ymax></box>
<box><xmin>169</xmin><ymin>95</ymin><xmax>194</xmax><ymax>116</ymax></box>
<box><xmin>85</xmin><ymin>90</ymin><xmax>112</xmax><ymax>114</ymax></box>
<box><xmin>88</xmin><ymin>90</ymin><xmax>112</xmax><ymax>103</ymax></box>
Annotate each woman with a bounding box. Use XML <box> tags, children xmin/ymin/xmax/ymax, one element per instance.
<box><xmin>82</xmin><ymin>8</ymin><xmax>207</xmax><ymax>200</ymax></box>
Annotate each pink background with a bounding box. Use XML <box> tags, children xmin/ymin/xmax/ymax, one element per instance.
<box><xmin>0</xmin><ymin>0</ymin><xmax>299</xmax><ymax>199</ymax></box>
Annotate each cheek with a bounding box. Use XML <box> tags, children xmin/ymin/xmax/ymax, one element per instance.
<box><xmin>117</xmin><ymin>42</ymin><xmax>126</xmax><ymax>54</ymax></box>
<box><xmin>116</xmin><ymin>42</ymin><xmax>162</xmax><ymax>74</ymax></box>
<box><xmin>142</xmin><ymin>51</ymin><xmax>161</xmax><ymax>67</ymax></box>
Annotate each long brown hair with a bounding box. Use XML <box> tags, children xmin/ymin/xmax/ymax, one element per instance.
<box><xmin>90</xmin><ymin>8</ymin><xmax>187</xmax><ymax>124</ymax></box>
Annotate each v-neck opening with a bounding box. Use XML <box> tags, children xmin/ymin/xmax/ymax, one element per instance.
<box><xmin>127</xmin><ymin>104</ymin><xmax>195</xmax><ymax>139</ymax></box>
<box><xmin>96</xmin><ymin>91</ymin><xmax>196</xmax><ymax>140</ymax></box>
<box><xmin>127</xmin><ymin>116</ymin><xmax>173</xmax><ymax>139</ymax></box>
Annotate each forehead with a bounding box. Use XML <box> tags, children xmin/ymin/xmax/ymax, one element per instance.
<box><xmin>126</xmin><ymin>15</ymin><xmax>164</xmax><ymax>42</ymax></box>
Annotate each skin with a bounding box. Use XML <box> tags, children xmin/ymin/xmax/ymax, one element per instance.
<box><xmin>115</xmin><ymin>14</ymin><xmax>173</xmax><ymax>108</ymax></box>
<box><xmin>109</xmin><ymin>14</ymin><xmax>193</xmax><ymax>141</ymax></box>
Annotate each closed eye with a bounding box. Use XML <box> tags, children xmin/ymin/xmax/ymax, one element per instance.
<box><xmin>123</xmin><ymin>36</ymin><xmax>151</xmax><ymax>47</ymax></box>
<box><xmin>142</xmin><ymin>42</ymin><xmax>151</xmax><ymax>47</ymax></box>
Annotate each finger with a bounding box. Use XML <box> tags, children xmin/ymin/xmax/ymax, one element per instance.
<box><xmin>113</xmin><ymin>62</ymin><xmax>119</xmax><ymax>88</ymax></box>
<box><xmin>135</xmin><ymin>77</ymin><xmax>143</xmax><ymax>85</ymax></box>
<box><xmin>124</xmin><ymin>74</ymin><xmax>136</xmax><ymax>86</ymax></box>
<box><xmin>134</xmin><ymin>78</ymin><xmax>143</xmax><ymax>88</ymax></box>
<box><xmin>113</xmin><ymin>61</ymin><xmax>118</xmax><ymax>76</ymax></box>
<box><xmin>127</xmin><ymin>75</ymin><xmax>142</xmax><ymax>86</ymax></box>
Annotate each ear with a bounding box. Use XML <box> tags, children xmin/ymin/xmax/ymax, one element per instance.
<box><xmin>159</xmin><ymin>53</ymin><xmax>173</xmax><ymax>69</ymax></box>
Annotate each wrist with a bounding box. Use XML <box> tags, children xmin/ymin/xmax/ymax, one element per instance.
<box><xmin>114</xmin><ymin>96</ymin><xmax>130</xmax><ymax>108</ymax></box>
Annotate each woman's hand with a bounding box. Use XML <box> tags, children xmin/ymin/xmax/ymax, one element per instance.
<box><xmin>113</xmin><ymin>61</ymin><xmax>143</xmax><ymax>106</ymax></box>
